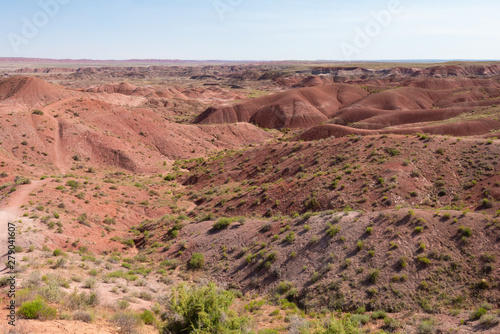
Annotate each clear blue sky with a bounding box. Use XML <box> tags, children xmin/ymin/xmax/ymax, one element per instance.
<box><xmin>0</xmin><ymin>0</ymin><xmax>498</xmax><ymax>61</ymax></box>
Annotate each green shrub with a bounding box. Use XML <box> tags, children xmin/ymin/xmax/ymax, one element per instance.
<box><xmin>160</xmin><ymin>282</ymin><xmax>249</xmax><ymax>334</ymax></box>
<box><xmin>277</xmin><ymin>281</ymin><xmax>293</xmax><ymax>295</ymax></box>
<box><xmin>111</xmin><ymin>312</ymin><xmax>142</xmax><ymax>334</ymax></box>
<box><xmin>371</xmin><ymin>310</ymin><xmax>387</xmax><ymax>320</ymax></box>
<box><xmin>386</xmin><ymin>148</ymin><xmax>400</xmax><ymax>156</ymax></box>
<box><xmin>73</xmin><ymin>310</ymin><xmax>94</xmax><ymax>323</ymax></box>
<box><xmin>189</xmin><ymin>253</ymin><xmax>205</xmax><ymax>270</ymax></box>
<box><xmin>285</xmin><ymin>231</ymin><xmax>295</xmax><ymax>243</ymax></box>
<box><xmin>53</xmin><ymin>249</ymin><xmax>64</xmax><ymax>256</ymax></box>
<box><xmin>17</xmin><ymin>298</ymin><xmax>57</xmax><ymax>320</ymax></box>
<box><xmin>350</xmin><ymin>314</ymin><xmax>370</xmax><ymax>325</ymax></box>
<box><xmin>458</xmin><ymin>225</ymin><xmax>472</xmax><ymax>237</ymax></box>
<box><xmin>368</xmin><ymin>269</ymin><xmax>380</xmax><ymax>283</ymax></box>
<box><xmin>479</xmin><ymin>314</ymin><xmax>500</xmax><ymax>327</ymax></box>
<box><xmin>140</xmin><ymin>310</ymin><xmax>155</xmax><ymax>325</ymax></box>
<box><xmin>213</xmin><ymin>217</ymin><xmax>232</xmax><ymax>230</ymax></box>
<box><xmin>417</xmin><ymin>320</ymin><xmax>435</xmax><ymax>334</ymax></box>
<box><xmin>32</xmin><ymin>110</ymin><xmax>44</xmax><ymax>115</ymax></box>
<box><xmin>327</xmin><ymin>225</ymin><xmax>341</xmax><ymax>237</ymax></box>
<box><xmin>315</xmin><ymin>316</ymin><xmax>362</xmax><ymax>333</ymax></box>
<box><xmin>470</xmin><ymin>307</ymin><xmax>487</xmax><ymax>320</ymax></box>
<box><xmin>480</xmin><ymin>198</ymin><xmax>493</xmax><ymax>208</ymax></box>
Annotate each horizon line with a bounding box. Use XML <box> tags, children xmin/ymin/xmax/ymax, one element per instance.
<box><xmin>1</xmin><ymin>57</ymin><xmax>499</xmax><ymax>63</ymax></box>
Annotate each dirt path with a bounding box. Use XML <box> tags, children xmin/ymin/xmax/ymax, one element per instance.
<box><xmin>0</xmin><ymin>180</ymin><xmax>48</xmax><ymax>268</ymax></box>
<box><xmin>52</xmin><ymin>119</ymin><xmax>65</xmax><ymax>174</ymax></box>
<box><xmin>40</xmin><ymin>98</ymin><xmax>73</xmax><ymax>174</ymax></box>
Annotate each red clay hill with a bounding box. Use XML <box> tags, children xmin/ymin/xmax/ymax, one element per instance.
<box><xmin>0</xmin><ymin>76</ymin><xmax>271</xmax><ymax>174</ymax></box>
<box><xmin>194</xmin><ymin>84</ymin><xmax>368</xmax><ymax>129</ymax></box>
<box><xmin>195</xmin><ymin>76</ymin><xmax>500</xmax><ymax>137</ymax></box>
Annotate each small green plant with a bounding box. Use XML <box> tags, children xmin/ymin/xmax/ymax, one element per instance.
<box><xmin>53</xmin><ymin>249</ymin><xmax>63</xmax><ymax>257</ymax></box>
<box><xmin>414</xmin><ymin>226</ymin><xmax>424</xmax><ymax>233</ymax></box>
<box><xmin>371</xmin><ymin>310</ymin><xmax>387</xmax><ymax>319</ymax></box>
<box><xmin>470</xmin><ymin>308</ymin><xmax>487</xmax><ymax>320</ymax></box>
<box><xmin>140</xmin><ymin>309</ymin><xmax>155</xmax><ymax>325</ymax></box>
<box><xmin>17</xmin><ymin>298</ymin><xmax>56</xmax><ymax>320</ymax></box>
<box><xmin>189</xmin><ymin>253</ymin><xmax>205</xmax><ymax>269</ymax></box>
<box><xmin>327</xmin><ymin>225</ymin><xmax>341</xmax><ymax>237</ymax></box>
<box><xmin>480</xmin><ymin>198</ymin><xmax>493</xmax><ymax>208</ymax></box>
<box><xmin>368</xmin><ymin>269</ymin><xmax>380</xmax><ymax>283</ymax></box>
<box><xmin>458</xmin><ymin>225</ymin><xmax>472</xmax><ymax>237</ymax></box>
<box><xmin>213</xmin><ymin>217</ymin><xmax>232</xmax><ymax>230</ymax></box>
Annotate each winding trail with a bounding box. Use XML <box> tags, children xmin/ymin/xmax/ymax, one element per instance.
<box><xmin>40</xmin><ymin>97</ymin><xmax>74</xmax><ymax>174</ymax></box>
<box><xmin>0</xmin><ymin>180</ymin><xmax>48</xmax><ymax>269</ymax></box>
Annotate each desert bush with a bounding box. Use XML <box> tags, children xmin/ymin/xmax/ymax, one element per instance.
<box><xmin>350</xmin><ymin>314</ymin><xmax>370</xmax><ymax>325</ymax></box>
<box><xmin>189</xmin><ymin>253</ymin><xmax>205</xmax><ymax>269</ymax></box>
<box><xmin>277</xmin><ymin>281</ymin><xmax>294</xmax><ymax>295</ymax></box>
<box><xmin>327</xmin><ymin>225</ymin><xmax>341</xmax><ymax>237</ymax></box>
<box><xmin>111</xmin><ymin>312</ymin><xmax>142</xmax><ymax>334</ymax></box>
<box><xmin>213</xmin><ymin>217</ymin><xmax>232</xmax><ymax>230</ymax></box>
<box><xmin>458</xmin><ymin>225</ymin><xmax>472</xmax><ymax>237</ymax></box>
<box><xmin>64</xmin><ymin>290</ymin><xmax>99</xmax><ymax>310</ymax></box>
<box><xmin>314</xmin><ymin>316</ymin><xmax>362</xmax><ymax>334</ymax></box>
<box><xmin>479</xmin><ymin>197</ymin><xmax>492</xmax><ymax>208</ymax></box>
<box><xmin>371</xmin><ymin>310</ymin><xmax>387</xmax><ymax>319</ymax></box>
<box><xmin>470</xmin><ymin>307</ymin><xmax>487</xmax><ymax>320</ymax></box>
<box><xmin>117</xmin><ymin>299</ymin><xmax>130</xmax><ymax>310</ymax></box>
<box><xmin>73</xmin><ymin>310</ymin><xmax>94</xmax><ymax>323</ymax></box>
<box><xmin>17</xmin><ymin>298</ymin><xmax>57</xmax><ymax>320</ymax></box>
<box><xmin>479</xmin><ymin>314</ymin><xmax>500</xmax><ymax>327</ymax></box>
<box><xmin>139</xmin><ymin>310</ymin><xmax>155</xmax><ymax>325</ymax></box>
<box><xmin>38</xmin><ymin>280</ymin><xmax>64</xmax><ymax>303</ymax></box>
<box><xmin>82</xmin><ymin>278</ymin><xmax>97</xmax><ymax>289</ymax></box>
<box><xmin>368</xmin><ymin>269</ymin><xmax>380</xmax><ymax>283</ymax></box>
<box><xmin>160</xmin><ymin>282</ymin><xmax>249</xmax><ymax>334</ymax></box>
<box><xmin>417</xmin><ymin>320</ymin><xmax>435</xmax><ymax>334</ymax></box>
<box><xmin>52</xmin><ymin>249</ymin><xmax>64</xmax><ymax>256</ymax></box>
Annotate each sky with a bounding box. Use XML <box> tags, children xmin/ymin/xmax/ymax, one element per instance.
<box><xmin>0</xmin><ymin>0</ymin><xmax>498</xmax><ymax>61</ymax></box>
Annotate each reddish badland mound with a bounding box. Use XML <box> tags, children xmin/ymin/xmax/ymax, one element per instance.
<box><xmin>406</xmin><ymin>77</ymin><xmax>500</xmax><ymax>90</ymax></box>
<box><xmin>293</xmin><ymin>75</ymin><xmax>334</xmax><ymax>87</ymax></box>
<box><xmin>334</xmin><ymin>107</ymin><xmax>470</xmax><ymax>129</ymax></box>
<box><xmin>0</xmin><ymin>76</ymin><xmax>73</xmax><ymax>112</ymax></box>
<box><xmin>85</xmin><ymin>82</ymin><xmax>152</xmax><ymax>96</ymax></box>
<box><xmin>0</xmin><ymin>95</ymin><xmax>272</xmax><ymax>173</ymax></box>
<box><xmin>297</xmin><ymin>119</ymin><xmax>500</xmax><ymax>141</ymax></box>
<box><xmin>343</xmin><ymin>87</ymin><xmax>449</xmax><ymax>111</ymax></box>
<box><xmin>84</xmin><ymin>82</ymin><xmax>246</xmax><ymax>102</ymax></box>
<box><xmin>194</xmin><ymin>85</ymin><xmax>368</xmax><ymax>129</ymax></box>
